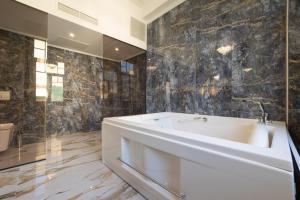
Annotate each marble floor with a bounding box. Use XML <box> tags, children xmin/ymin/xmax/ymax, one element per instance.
<box><xmin>0</xmin><ymin>142</ymin><xmax>46</xmax><ymax>171</ymax></box>
<box><xmin>0</xmin><ymin>132</ymin><xmax>145</xmax><ymax>200</ymax></box>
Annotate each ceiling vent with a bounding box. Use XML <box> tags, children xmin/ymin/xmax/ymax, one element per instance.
<box><xmin>130</xmin><ymin>17</ymin><xmax>146</xmax><ymax>42</ymax></box>
<box><xmin>58</xmin><ymin>2</ymin><xmax>98</xmax><ymax>25</ymax></box>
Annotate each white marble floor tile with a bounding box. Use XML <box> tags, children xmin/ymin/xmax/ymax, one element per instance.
<box><xmin>0</xmin><ymin>132</ymin><xmax>145</xmax><ymax>200</ymax></box>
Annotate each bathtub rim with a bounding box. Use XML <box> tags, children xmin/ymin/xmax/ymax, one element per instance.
<box><xmin>103</xmin><ymin>112</ymin><xmax>293</xmax><ymax>172</ymax></box>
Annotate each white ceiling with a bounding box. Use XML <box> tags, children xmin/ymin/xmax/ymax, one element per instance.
<box><xmin>48</xmin><ymin>14</ymin><xmax>103</xmax><ymax>57</ymax></box>
<box><xmin>129</xmin><ymin>0</ymin><xmax>148</xmax><ymax>8</ymax></box>
<box><xmin>129</xmin><ymin>0</ymin><xmax>186</xmax><ymax>23</ymax></box>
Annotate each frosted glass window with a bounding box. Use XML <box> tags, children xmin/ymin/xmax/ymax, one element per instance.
<box><xmin>36</xmin><ymin>62</ymin><xmax>46</xmax><ymax>72</ymax></box>
<box><xmin>121</xmin><ymin>61</ymin><xmax>127</xmax><ymax>73</ymax></box>
<box><xmin>36</xmin><ymin>72</ymin><xmax>47</xmax><ymax>86</ymax></box>
<box><xmin>36</xmin><ymin>88</ymin><xmax>48</xmax><ymax>97</ymax></box>
<box><xmin>120</xmin><ymin>61</ymin><xmax>134</xmax><ymax>75</ymax></box>
<box><xmin>34</xmin><ymin>48</ymin><xmax>45</xmax><ymax>59</ymax></box>
<box><xmin>34</xmin><ymin>38</ymin><xmax>47</xmax><ymax>101</ymax></box>
<box><xmin>57</xmin><ymin>62</ymin><xmax>65</xmax><ymax>75</ymax></box>
<box><xmin>36</xmin><ymin>72</ymin><xmax>47</xmax><ymax>98</ymax></box>
<box><xmin>51</xmin><ymin>76</ymin><xmax>63</xmax><ymax>102</ymax></box>
<box><xmin>34</xmin><ymin>39</ymin><xmax>46</xmax><ymax>50</ymax></box>
<box><xmin>127</xmin><ymin>63</ymin><xmax>134</xmax><ymax>75</ymax></box>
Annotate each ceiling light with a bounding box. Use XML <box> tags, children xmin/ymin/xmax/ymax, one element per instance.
<box><xmin>115</xmin><ymin>47</ymin><xmax>119</xmax><ymax>52</ymax></box>
<box><xmin>69</xmin><ymin>33</ymin><xmax>75</xmax><ymax>38</ymax></box>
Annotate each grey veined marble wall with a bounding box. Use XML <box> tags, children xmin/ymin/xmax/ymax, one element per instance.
<box><xmin>46</xmin><ymin>47</ymin><xmax>103</xmax><ymax>134</ymax></box>
<box><xmin>147</xmin><ymin>0</ymin><xmax>286</xmax><ymax>121</ymax></box>
<box><xmin>46</xmin><ymin>46</ymin><xmax>146</xmax><ymax>135</ymax></box>
<box><xmin>0</xmin><ymin>29</ymin><xmax>46</xmax><ymax>144</ymax></box>
<box><xmin>289</xmin><ymin>0</ymin><xmax>300</xmax><ymax>150</ymax></box>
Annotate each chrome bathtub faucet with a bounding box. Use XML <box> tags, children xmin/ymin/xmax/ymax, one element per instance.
<box><xmin>255</xmin><ymin>101</ymin><xmax>271</xmax><ymax>124</ymax></box>
<box><xmin>240</xmin><ymin>99</ymin><xmax>271</xmax><ymax>124</ymax></box>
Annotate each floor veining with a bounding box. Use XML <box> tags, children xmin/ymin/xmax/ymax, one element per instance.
<box><xmin>0</xmin><ymin>132</ymin><xmax>145</xmax><ymax>200</ymax></box>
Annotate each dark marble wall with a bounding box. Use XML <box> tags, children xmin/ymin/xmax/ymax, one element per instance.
<box><xmin>0</xmin><ymin>29</ymin><xmax>46</xmax><ymax>144</ymax></box>
<box><xmin>46</xmin><ymin>47</ymin><xmax>103</xmax><ymax>134</ymax></box>
<box><xmin>0</xmin><ymin>31</ymin><xmax>146</xmax><ymax>137</ymax></box>
<box><xmin>147</xmin><ymin>0</ymin><xmax>286</xmax><ymax>121</ymax></box>
<box><xmin>289</xmin><ymin>0</ymin><xmax>300</xmax><ymax>150</ymax></box>
<box><xmin>47</xmin><ymin>47</ymin><xmax>146</xmax><ymax>134</ymax></box>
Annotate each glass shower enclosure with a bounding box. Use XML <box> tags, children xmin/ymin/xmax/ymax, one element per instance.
<box><xmin>0</xmin><ymin>0</ymin><xmax>47</xmax><ymax>170</ymax></box>
<box><xmin>0</xmin><ymin>0</ymin><xmax>146</xmax><ymax>171</ymax></box>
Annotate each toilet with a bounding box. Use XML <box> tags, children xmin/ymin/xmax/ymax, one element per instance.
<box><xmin>0</xmin><ymin>123</ymin><xmax>14</xmax><ymax>152</ymax></box>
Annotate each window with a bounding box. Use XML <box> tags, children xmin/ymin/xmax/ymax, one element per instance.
<box><xmin>57</xmin><ymin>62</ymin><xmax>65</xmax><ymax>75</ymax></box>
<box><xmin>51</xmin><ymin>76</ymin><xmax>63</xmax><ymax>102</ymax></box>
<box><xmin>120</xmin><ymin>61</ymin><xmax>134</xmax><ymax>75</ymax></box>
<box><xmin>34</xmin><ymin>39</ymin><xmax>47</xmax><ymax>101</ymax></box>
<box><xmin>36</xmin><ymin>72</ymin><xmax>47</xmax><ymax>99</ymax></box>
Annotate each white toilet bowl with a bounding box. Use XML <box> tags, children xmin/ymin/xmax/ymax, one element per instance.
<box><xmin>0</xmin><ymin>123</ymin><xmax>14</xmax><ymax>152</ymax></box>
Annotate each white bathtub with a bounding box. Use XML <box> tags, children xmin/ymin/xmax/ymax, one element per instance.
<box><xmin>102</xmin><ymin>112</ymin><xmax>295</xmax><ymax>200</ymax></box>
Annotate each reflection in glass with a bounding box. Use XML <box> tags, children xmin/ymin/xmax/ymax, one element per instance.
<box><xmin>36</xmin><ymin>72</ymin><xmax>48</xmax><ymax>99</ymax></box>
<box><xmin>102</xmin><ymin>35</ymin><xmax>146</xmax><ymax>119</ymax></box>
<box><xmin>57</xmin><ymin>62</ymin><xmax>65</xmax><ymax>75</ymax></box>
<box><xmin>35</xmin><ymin>39</ymin><xmax>48</xmax><ymax>101</ymax></box>
<box><xmin>0</xmin><ymin>0</ymin><xmax>47</xmax><ymax>170</ymax></box>
<box><xmin>36</xmin><ymin>62</ymin><xmax>46</xmax><ymax>72</ymax></box>
<box><xmin>51</xmin><ymin>76</ymin><xmax>63</xmax><ymax>102</ymax></box>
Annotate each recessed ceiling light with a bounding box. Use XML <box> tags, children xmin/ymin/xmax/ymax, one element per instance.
<box><xmin>69</xmin><ymin>33</ymin><xmax>75</xmax><ymax>38</ymax></box>
<box><xmin>115</xmin><ymin>47</ymin><xmax>119</xmax><ymax>52</ymax></box>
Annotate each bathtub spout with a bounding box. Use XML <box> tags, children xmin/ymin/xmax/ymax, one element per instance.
<box><xmin>241</xmin><ymin>100</ymin><xmax>270</xmax><ymax>124</ymax></box>
<box><xmin>251</xmin><ymin>101</ymin><xmax>271</xmax><ymax>124</ymax></box>
<box><xmin>256</xmin><ymin>101</ymin><xmax>270</xmax><ymax>124</ymax></box>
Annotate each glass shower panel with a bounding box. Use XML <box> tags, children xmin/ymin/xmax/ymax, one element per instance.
<box><xmin>0</xmin><ymin>0</ymin><xmax>48</xmax><ymax>170</ymax></box>
<box><xmin>47</xmin><ymin>14</ymin><xmax>103</xmax><ymax>135</ymax></box>
<box><xmin>102</xmin><ymin>35</ymin><xmax>146</xmax><ymax>120</ymax></box>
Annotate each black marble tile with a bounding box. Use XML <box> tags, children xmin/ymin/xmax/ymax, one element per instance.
<box><xmin>196</xmin><ymin>85</ymin><xmax>232</xmax><ymax>116</ymax></box>
<box><xmin>170</xmin><ymin>90</ymin><xmax>196</xmax><ymax>113</ymax></box>
<box><xmin>147</xmin><ymin>0</ymin><xmax>286</xmax><ymax>121</ymax></box>
<box><xmin>46</xmin><ymin>47</ymin><xmax>103</xmax><ymax>134</ymax></box>
<box><xmin>0</xmin><ymin>29</ymin><xmax>46</xmax><ymax>145</ymax></box>
<box><xmin>47</xmin><ymin>48</ymin><xmax>146</xmax><ymax>134</ymax></box>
